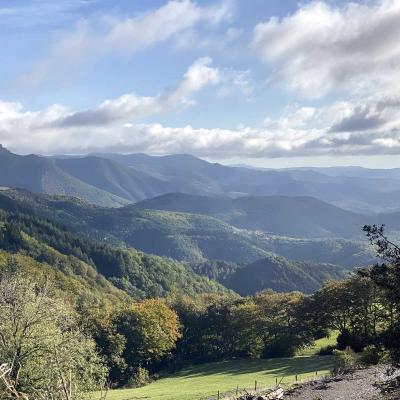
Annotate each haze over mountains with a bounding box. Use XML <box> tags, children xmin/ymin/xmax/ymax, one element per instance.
<box><xmin>1</xmin><ymin>145</ymin><xmax>400</xmax><ymax>214</ymax></box>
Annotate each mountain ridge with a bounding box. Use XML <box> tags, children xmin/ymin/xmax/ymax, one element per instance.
<box><xmin>1</xmin><ymin>146</ymin><xmax>400</xmax><ymax>212</ymax></box>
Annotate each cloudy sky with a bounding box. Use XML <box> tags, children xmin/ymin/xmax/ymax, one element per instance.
<box><xmin>1</xmin><ymin>0</ymin><xmax>400</xmax><ymax>167</ymax></box>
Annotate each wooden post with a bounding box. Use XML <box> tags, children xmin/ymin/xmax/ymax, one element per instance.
<box><xmin>254</xmin><ymin>380</ymin><xmax>257</xmax><ymax>391</ymax></box>
<box><xmin>236</xmin><ymin>385</ymin><xmax>239</xmax><ymax>395</ymax></box>
<box><xmin>295</xmin><ymin>374</ymin><xmax>298</xmax><ymax>382</ymax></box>
<box><xmin>217</xmin><ymin>390</ymin><xmax>220</xmax><ymax>400</ymax></box>
<box><xmin>275</xmin><ymin>376</ymin><xmax>278</xmax><ymax>386</ymax></box>
<box><xmin>316</xmin><ymin>371</ymin><xmax>318</xmax><ymax>376</ymax></box>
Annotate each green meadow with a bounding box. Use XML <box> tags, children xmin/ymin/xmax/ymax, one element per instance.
<box><xmin>105</xmin><ymin>335</ymin><xmax>336</xmax><ymax>400</ymax></box>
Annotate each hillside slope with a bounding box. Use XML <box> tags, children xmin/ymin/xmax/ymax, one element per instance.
<box><xmin>54</xmin><ymin>156</ymin><xmax>171</xmax><ymax>202</ymax></box>
<box><xmin>0</xmin><ymin>189</ymin><xmax>374</xmax><ymax>268</ymax></box>
<box><xmin>0</xmin><ymin>209</ymin><xmax>227</xmax><ymax>298</ymax></box>
<box><xmin>0</xmin><ymin>147</ymin><xmax>129</xmax><ymax>207</ymax></box>
<box><xmin>222</xmin><ymin>256</ymin><xmax>347</xmax><ymax>295</ymax></box>
<box><xmin>0</xmin><ymin>189</ymin><xmax>377</xmax><ymax>294</ymax></box>
<box><xmin>134</xmin><ymin>193</ymin><xmax>367</xmax><ymax>238</ymax></box>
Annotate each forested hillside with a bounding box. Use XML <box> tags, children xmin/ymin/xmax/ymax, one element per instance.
<box><xmin>0</xmin><ymin>189</ymin><xmax>376</xmax><ymax>294</ymax></box>
<box><xmin>134</xmin><ymin>193</ymin><xmax>367</xmax><ymax>238</ymax></box>
<box><xmin>0</xmin><ymin>210</ymin><xmax>227</xmax><ymax>298</ymax></box>
<box><xmin>0</xmin><ymin>189</ymin><xmax>374</xmax><ymax>264</ymax></box>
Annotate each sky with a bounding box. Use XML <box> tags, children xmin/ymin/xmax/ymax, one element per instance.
<box><xmin>1</xmin><ymin>0</ymin><xmax>400</xmax><ymax>168</ymax></box>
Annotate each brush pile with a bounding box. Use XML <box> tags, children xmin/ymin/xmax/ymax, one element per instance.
<box><xmin>236</xmin><ymin>387</ymin><xmax>284</xmax><ymax>400</ymax></box>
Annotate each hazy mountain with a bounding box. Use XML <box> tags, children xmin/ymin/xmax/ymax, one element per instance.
<box><xmin>0</xmin><ymin>147</ymin><xmax>129</xmax><ymax>207</ymax></box>
<box><xmin>54</xmin><ymin>156</ymin><xmax>172</xmax><ymax>202</ymax></box>
<box><xmin>1</xmin><ymin>146</ymin><xmax>400</xmax><ymax>213</ymax></box>
<box><xmin>134</xmin><ymin>193</ymin><xmax>367</xmax><ymax>238</ymax></box>
<box><xmin>91</xmin><ymin>152</ymin><xmax>400</xmax><ymax>213</ymax></box>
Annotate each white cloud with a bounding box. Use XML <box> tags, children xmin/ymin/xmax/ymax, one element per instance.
<box><xmin>2</xmin><ymin>97</ymin><xmax>400</xmax><ymax>158</ymax></box>
<box><xmin>56</xmin><ymin>57</ymin><xmax>220</xmax><ymax>127</ymax></box>
<box><xmin>252</xmin><ymin>0</ymin><xmax>400</xmax><ymax>98</ymax></box>
<box><xmin>19</xmin><ymin>0</ymin><xmax>232</xmax><ymax>87</ymax></box>
<box><xmin>218</xmin><ymin>69</ymin><xmax>254</xmax><ymax>98</ymax></box>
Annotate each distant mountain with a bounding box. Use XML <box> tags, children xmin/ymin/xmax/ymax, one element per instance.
<box><xmin>134</xmin><ymin>193</ymin><xmax>367</xmax><ymax>238</ymax></box>
<box><xmin>1</xmin><ymin>146</ymin><xmax>400</xmax><ymax>213</ymax></box>
<box><xmin>0</xmin><ymin>148</ymin><xmax>129</xmax><ymax>207</ymax></box>
<box><xmin>54</xmin><ymin>156</ymin><xmax>171</xmax><ymax>202</ymax></box>
<box><xmin>89</xmin><ymin>152</ymin><xmax>400</xmax><ymax>213</ymax></box>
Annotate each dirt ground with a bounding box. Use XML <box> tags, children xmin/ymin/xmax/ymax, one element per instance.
<box><xmin>285</xmin><ymin>365</ymin><xmax>400</xmax><ymax>400</ymax></box>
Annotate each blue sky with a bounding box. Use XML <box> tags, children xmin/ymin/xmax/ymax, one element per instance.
<box><xmin>1</xmin><ymin>0</ymin><xmax>400</xmax><ymax>167</ymax></box>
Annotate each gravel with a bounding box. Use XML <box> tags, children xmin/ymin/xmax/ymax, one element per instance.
<box><xmin>284</xmin><ymin>365</ymin><xmax>400</xmax><ymax>400</ymax></box>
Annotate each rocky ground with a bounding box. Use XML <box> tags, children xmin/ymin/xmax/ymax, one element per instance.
<box><xmin>284</xmin><ymin>365</ymin><xmax>400</xmax><ymax>400</ymax></box>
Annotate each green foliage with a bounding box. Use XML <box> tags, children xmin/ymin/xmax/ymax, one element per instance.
<box><xmin>0</xmin><ymin>209</ymin><xmax>228</xmax><ymax>299</ymax></box>
<box><xmin>126</xmin><ymin>367</ymin><xmax>150</xmax><ymax>389</ymax></box>
<box><xmin>222</xmin><ymin>255</ymin><xmax>347</xmax><ymax>295</ymax></box>
<box><xmin>0</xmin><ymin>268</ymin><xmax>106</xmax><ymax>399</ymax></box>
<box><xmin>318</xmin><ymin>345</ymin><xmax>336</xmax><ymax>356</ymax></box>
<box><xmin>359</xmin><ymin>345</ymin><xmax>389</xmax><ymax>366</ymax></box>
<box><xmin>116</xmin><ymin>299</ymin><xmax>181</xmax><ymax>372</ymax></box>
<box><xmin>332</xmin><ymin>348</ymin><xmax>357</xmax><ymax>374</ymax></box>
<box><xmin>362</xmin><ymin>225</ymin><xmax>400</xmax><ymax>364</ymax></box>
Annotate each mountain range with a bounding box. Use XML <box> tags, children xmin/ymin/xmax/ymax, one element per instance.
<box><xmin>1</xmin><ymin>145</ymin><xmax>400</xmax><ymax>214</ymax></box>
<box><xmin>1</xmin><ymin>145</ymin><xmax>398</xmax><ymax>295</ymax></box>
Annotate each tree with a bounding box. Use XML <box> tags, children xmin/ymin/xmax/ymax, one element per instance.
<box><xmin>313</xmin><ymin>276</ymin><xmax>383</xmax><ymax>351</ymax></box>
<box><xmin>254</xmin><ymin>291</ymin><xmax>312</xmax><ymax>357</ymax></box>
<box><xmin>76</xmin><ymin>294</ymin><xmax>127</xmax><ymax>385</ymax></box>
<box><xmin>116</xmin><ymin>299</ymin><xmax>181</xmax><ymax>376</ymax></box>
<box><xmin>362</xmin><ymin>224</ymin><xmax>400</xmax><ymax>363</ymax></box>
<box><xmin>0</xmin><ymin>267</ymin><xmax>107</xmax><ymax>400</ymax></box>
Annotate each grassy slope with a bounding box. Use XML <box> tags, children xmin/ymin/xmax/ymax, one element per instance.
<box><xmin>105</xmin><ymin>356</ymin><xmax>333</xmax><ymax>400</ymax></box>
<box><xmin>105</xmin><ymin>335</ymin><xmax>337</xmax><ymax>400</ymax></box>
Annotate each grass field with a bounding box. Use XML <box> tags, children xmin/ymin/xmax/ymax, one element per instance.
<box><xmin>103</xmin><ymin>334</ymin><xmax>337</xmax><ymax>400</ymax></box>
<box><xmin>103</xmin><ymin>334</ymin><xmax>336</xmax><ymax>400</ymax></box>
<box><xmin>105</xmin><ymin>356</ymin><xmax>333</xmax><ymax>400</ymax></box>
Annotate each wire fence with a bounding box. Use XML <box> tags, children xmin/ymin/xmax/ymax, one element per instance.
<box><xmin>199</xmin><ymin>370</ymin><xmax>329</xmax><ymax>400</ymax></box>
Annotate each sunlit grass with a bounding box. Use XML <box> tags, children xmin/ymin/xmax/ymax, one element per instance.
<box><xmin>103</xmin><ymin>353</ymin><xmax>334</xmax><ymax>400</ymax></box>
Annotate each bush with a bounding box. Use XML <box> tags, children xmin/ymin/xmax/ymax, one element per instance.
<box><xmin>360</xmin><ymin>345</ymin><xmax>388</xmax><ymax>366</ymax></box>
<box><xmin>318</xmin><ymin>345</ymin><xmax>336</xmax><ymax>356</ymax></box>
<box><xmin>332</xmin><ymin>347</ymin><xmax>357</xmax><ymax>374</ymax></box>
<box><xmin>263</xmin><ymin>337</ymin><xmax>297</xmax><ymax>358</ymax></box>
<box><xmin>337</xmin><ymin>330</ymin><xmax>366</xmax><ymax>352</ymax></box>
<box><xmin>126</xmin><ymin>367</ymin><xmax>150</xmax><ymax>388</ymax></box>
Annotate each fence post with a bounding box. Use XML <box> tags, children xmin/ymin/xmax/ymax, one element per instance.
<box><xmin>275</xmin><ymin>376</ymin><xmax>278</xmax><ymax>386</ymax></box>
<box><xmin>295</xmin><ymin>374</ymin><xmax>298</xmax><ymax>382</ymax></box>
<box><xmin>236</xmin><ymin>385</ymin><xmax>239</xmax><ymax>396</ymax></box>
<box><xmin>255</xmin><ymin>380</ymin><xmax>257</xmax><ymax>391</ymax></box>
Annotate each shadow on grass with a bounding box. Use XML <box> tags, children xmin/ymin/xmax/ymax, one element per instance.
<box><xmin>171</xmin><ymin>355</ymin><xmax>333</xmax><ymax>379</ymax></box>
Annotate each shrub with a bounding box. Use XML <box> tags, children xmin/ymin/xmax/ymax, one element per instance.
<box><xmin>126</xmin><ymin>367</ymin><xmax>150</xmax><ymax>388</ymax></box>
<box><xmin>332</xmin><ymin>347</ymin><xmax>357</xmax><ymax>374</ymax></box>
<box><xmin>337</xmin><ymin>330</ymin><xmax>366</xmax><ymax>352</ymax></box>
<box><xmin>360</xmin><ymin>345</ymin><xmax>388</xmax><ymax>366</ymax></box>
<box><xmin>263</xmin><ymin>337</ymin><xmax>297</xmax><ymax>358</ymax></box>
<box><xmin>318</xmin><ymin>345</ymin><xmax>336</xmax><ymax>356</ymax></box>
